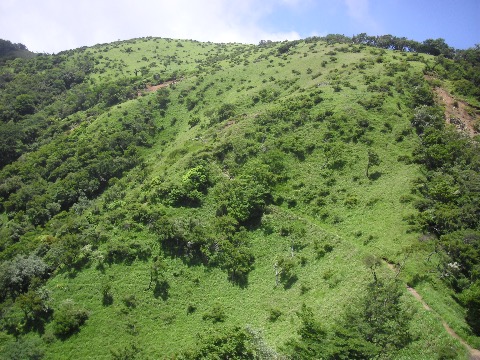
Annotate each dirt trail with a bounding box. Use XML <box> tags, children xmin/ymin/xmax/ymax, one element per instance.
<box><xmin>384</xmin><ymin>261</ymin><xmax>480</xmax><ymax>359</ymax></box>
<box><xmin>406</xmin><ymin>286</ymin><xmax>431</xmax><ymax>310</ymax></box>
<box><xmin>432</xmin><ymin>86</ymin><xmax>479</xmax><ymax>137</ymax></box>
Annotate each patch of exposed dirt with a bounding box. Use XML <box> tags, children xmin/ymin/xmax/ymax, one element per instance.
<box><xmin>137</xmin><ymin>79</ymin><xmax>179</xmax><ymax>96</ymax></box>
<box><xmin>433</xmin><ymin>86</ymin><xmax>479</xmax><ymax>137</ymax></box>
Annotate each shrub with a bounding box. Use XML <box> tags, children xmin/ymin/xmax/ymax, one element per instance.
<box><xmin>123</xmin><ymin>294</ymin><xmax>137</xmax><ymax>309</ymax></box>
<box><xmin>101</xmin><ymin>283</ymin><xmax>113</xmax><ymax>306</ymax></box>
<box><xmin>268</xmin><ymin>308</ymin><xmax>282</xmax><ymax>322</ymax></box>
<box><xmin>215</xmin><ymin>103</ymin><xmax>235</xmax><ymax>123</ymax></box>
<box><xmin>187</xmin><ymin>303</ymin><xmax>197</xmax><ymax>314</ymax></box>
<box><xmin>202</xmin><ymin>304</ymin><xmax>226</xmax><ymax>323</ymax></box>
<box><xmin>2</xmin><ymin>336</ymin><xmax>45</xmax><ymax>360</ymax></box>
<box><xmin>53</xmin><ymin>300</ymin><xmax>89</xmax><ymax>338</ymax></box>
<box><xmin>111</xmin><ymin>343</ymin><xmax>142</xmax><ymax>360</ymax></box>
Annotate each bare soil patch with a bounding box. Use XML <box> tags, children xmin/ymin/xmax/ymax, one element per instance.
<box><xmin>137</xmin><ymin>80</ymin><xmax>178</xmax><ymax>96</ymax></box>
<box><xmin>433</xmin><ymin>86</ymin><xmax>479</xmax><ymax>137</ymax></box>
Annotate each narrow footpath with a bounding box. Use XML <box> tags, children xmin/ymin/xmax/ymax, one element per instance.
<box><xmin>385</xmin><ymin>261</ymin><xmax>480</xmax><ymax>360</ymax></box>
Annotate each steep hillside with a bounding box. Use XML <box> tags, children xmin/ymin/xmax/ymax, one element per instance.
<box><xmin>0</xmin><ymin>36</ymin><xmax>479</xmax><ymax>359</ymax></box>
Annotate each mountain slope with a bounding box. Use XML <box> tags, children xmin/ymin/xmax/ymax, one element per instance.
<box><xmin>0</xmin><ymin>36</ymin><xmax>479</xmax><ymax>359</ymax></box>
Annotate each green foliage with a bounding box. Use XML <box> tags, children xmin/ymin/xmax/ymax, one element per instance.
<box><xmin>268</xmin><ymin>307</ymin><xmax>282</xmax><ymax>322</ymax></box>
<box><xmin>461</xmin><ymin>281</ymin><xmax>480</xmax><ymax>335</ymax></box>
<box><xmin>156</xmin><ymin>87</ymin><xmax>170</xmax><ymax>110</ymax></box>
<box><xmin>215</xmin><ymin>176</ymin><xmax>270</xmax><ymax>224</ymax></box>
<box><xmin>202</xmin><ymin>304</ymin><xmax>226</xmax><ymax>323</ymax></box>
<box><xmin>101</xmin><ymin>282</ymin><xmax>113</xmax><ymax>306</ymax></box>
<box><xmin>0</xmin><ymin>255</ymin><xmax>48</xmax><ymax>300</ymax></box>
<box><xmin>182</xmin><ymin>165</ymin><xmax>209</xmax><ymax>193</ymax></box>
<box><xmin>53</xmin><ymin>300</ymin><xmax>89</xmax><ymax>338</ymax></box>
<box><xmin>285</xmin><ymin>304</ymin><xmax>377</xmax><ymax>359</ymax></box>
<box><xmin>275</xmin><ymin>256</ymin><xmax>297</xmax><ymax>288</ymax></box>
<box><xmin>16</xmin><ymin>287</ymin><xmax>52</xmax><ymax>326</ymax></box>
<box><xmin>110</xmin><ymin>343</ymin><xmax>142</xmax><ymax>360</ymax></box>
<box><xmin>349</xmin><ymin>278</ymin><xmax>413</xmax><ymax>354</ymax></box>
<box><xmin>286</xmin><ymin>276</ymin><xmax>412</xmax><ymax>359</ymax></box>
<box><xmin>14</xmin><ymin>94</ymin><xmax>35</xmax><ymax>115</ymax></box>
<box><xmin>213</xmin><ymin>227</ymin><xmax>255</xmax><ymax>284</ymax></box>
<box><xmin>366</xmin><ymin>149</ymin><xmax>380</xmax><ymax>179</ymax></box>
<box><xmin>177</xmin><ymin>326</ymin><xmax>258</xmax><ymax>359</ymax></box>
<box><xmin>215</xmin><ymin>103</ymin><xmax>236</xmax><ymax>123</ymax></box>
<box><xmin>411</xmin><ymin>105</ymin><xmax>444</xmax><ymax>134</ymax></box>
<box><xmin>2</xmin><ymin>336</ymin><xmax>45</xmax><ymax>360</ymax></box>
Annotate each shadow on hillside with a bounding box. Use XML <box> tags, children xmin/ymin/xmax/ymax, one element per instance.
<box><xmin>153</xmin><ymin>280</ymin><xmax>170</xmax><ymax>301</ymax></box>
<box><xmin>161</xmin><ymin>239</ymin><xmax>206</xmax><ymax>267</ymax></box>
<box><xmin>229</xmin><ymin>272</ymin><xmax>250</xmax><ymax>289</ymax></box>
<box><xmin>369</xmin><ymin>171</ymin><xmax>382</xmax><ymax>181</ymax></box>
<box><xmin>283</xmin><ymin>275</ymin><xmax>298</xmax><ymax>290</ymax></box>
<box><xmin>408</xmin><ymin>273</ymin><xmax>430</xmax><ymax>288</ymax></box>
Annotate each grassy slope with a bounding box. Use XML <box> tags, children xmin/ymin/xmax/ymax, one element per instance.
<box><xmin>1</xmin><ymin>37</ymin><xmax>475</xmax><ymax>359</ymax></box>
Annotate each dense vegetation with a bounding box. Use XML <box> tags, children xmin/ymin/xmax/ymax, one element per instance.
<box><xmin>0</xmin><ymin>34</ymin><xmax>479</xmax><ymax>359</ymax></box>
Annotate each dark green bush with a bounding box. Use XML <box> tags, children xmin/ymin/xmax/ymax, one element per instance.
<box><xmin>202</xmin><ymin>304</ymin><xmax>226</xmax><ymax>323</ymax></box>
<box><xmin>53</xmin><ymin>300</ymin><xmax>89</xmax><ymax>338</ymax></box>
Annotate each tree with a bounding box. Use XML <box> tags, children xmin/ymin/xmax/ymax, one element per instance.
<box><xmin>215</xmin><ymin>176</ymin><xmax>269</xmax><ymax>225</ymax></box>
<box><xmin>411</xmin><ymin>105</ymin><xmax>444</xmax><ymax>134</ymax></box>
<box><xmin>285</xmin><ymin>304</ymin><xmax>376</xmax><ymax>359</ymax></box>
<box><xmin>14</xmin><ymin>94</ymin><xmax>35</xmax><ymax>115</ymax></box>
<box><xmin>0</xmin><ymin>121</ymin><xmax>25</xmax><ymax>167</ymax></box>
<box><xmin>216</xmin><ymin>103</ymin><xmax>236</xmax><ymax>122</ymax></box>
<box><xmin>156</xmin><ymin>87</ymin><xmax>170</xmax><ymax>110</ymax></box>
<box><xmin>347</xmin><ymin>277</ymin><xmax>412</xmax><ymax>356</ymax></box>
<box><xmin>461</xmin><ymin>281</ymin><xmax>480</xmax><ymax>335</ymax></box>
<box><xmin>366</xmin><ymin>149</ymin><xmax>380</xmax><ymax>179</ymax></box>
<box><xmin>216</xmin><ymin>230</ymin><xmax>255</xmax><ymax>285</ymax></box>
<box><xmin>182</xmin><ymin>165</ymin><xmax>209</xmax><ymax>193</ymax></box>
<box><xmin>16</xmin><ymin>287</ymin><xmax>52</xmax><ymax>329</ymax></box>
<box><xmin>420</xmin><ymin>38</ymin><xmax>455</xmax><ymax>58</ymax></box>
<box><xmin>2</xmin><ymin>336</ymin><xmax>45</xmax><ymax>360</ymax></box>
<box><xmin>0</xmin><ymin>255</ymin><xmax>49</xmax><ymax>300</ymax></box>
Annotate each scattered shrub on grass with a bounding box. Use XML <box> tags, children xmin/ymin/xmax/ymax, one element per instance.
<box><xmin>111</xmin><ymin>343</ymin><xmax>142</xmax><ymax>360</ymax></box>
<box><xmin>122</xmin><ymin>294</ymin><xmax>137</xmax><ymax>309</ymax></box>
<box><xmin>268</xmin><ymin>308</ymin><xmax>282</xmax><ymax>322</ymax></box>
<box><xmin>101</xmin><ymin>282</ymin><xmax>113</xmax><ymax>306</ymax></box>
<box><xmin>202</xmin><ymin>304</ymin><xmax>226</xmax><ymax>323</ymax></box>
<box><xmin>53</xmin><ymin>300</ymin><xmax>89</xmax><ymax>339</ymax></box>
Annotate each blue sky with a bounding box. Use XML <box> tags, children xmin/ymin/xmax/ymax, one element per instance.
<box><xmin>0</xmin><ymin>0</ymin><xmax>478</xmax><ymax>53</ymax></box>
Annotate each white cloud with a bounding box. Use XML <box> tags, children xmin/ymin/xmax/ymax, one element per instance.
<box><xmin>344</xmin><ymin>0</ymin><xmax>369</xmax><ymax>21</ymax></box>
<box><xmin>0</xmin><ymin>0</ymin><xmax>301</xmax><ymax>53</ymax></box>
<box><xmin>343</xmin><ymin>0</ymin><xmax>381</xmax><ymax>33</ymax></box>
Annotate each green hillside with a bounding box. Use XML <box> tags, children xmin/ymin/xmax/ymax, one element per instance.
<box><xmin>0</xmin><ymin>35</ymin><xmax>479</xmax><ymax>359</ymax></box>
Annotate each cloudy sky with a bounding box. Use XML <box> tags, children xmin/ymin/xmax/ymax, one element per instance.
<box><xmin>1</xmin><ymin>0</ymin><xmax>478</xmax><ymax>53</ymax></box>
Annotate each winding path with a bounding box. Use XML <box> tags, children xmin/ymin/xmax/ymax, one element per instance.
<box><xmin>385</xmin><ymin>261</ymin><xmax>480</xmax><ymax>359</ymax></box>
